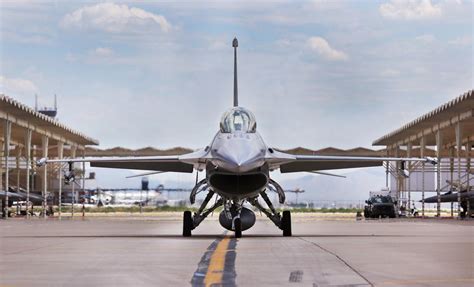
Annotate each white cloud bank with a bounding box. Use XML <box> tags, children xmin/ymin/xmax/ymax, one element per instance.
<box><xmin>379</xmin><ymin>0</ymin><xmax>442</xmax><ymax>20</ymax></box>
<box><xmin>0</xmin><ymin>75</ymin><xmax>38</xmax><ymax>95</ymax></box>
<box><xmin>307</xmin><ymin>37</ymin><xmax>348</xmax><ymax>61</ymax></box>
<box><xmin>61</xmin><ymin>2</ymin><xmax>171</xmax><ymax>33</ymax></box>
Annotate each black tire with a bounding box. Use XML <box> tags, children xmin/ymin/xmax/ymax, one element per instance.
<box><xmin>183</xmin><ymin>211</ymin><xmax>193</xmax><ymax>237</ymax></box>
<box><xmin>234</xmin><ymin>218</ymin><xmax>242</xmax><ymax>238</ymax></box>
<box><xmin>282</xmin><ymin>210</ymin><xmax>292</xmax><ymax>236</ymax></box>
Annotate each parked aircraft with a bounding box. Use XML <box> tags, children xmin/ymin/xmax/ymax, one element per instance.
<box><xmin>423</xmin><ymin>180</ymin><xmax>473</xmax><ymax>218</ymax></box>
<box><xmin>38</xmin><ymin>38</ymin><xmax>436</xmax><ymax>237</ymax></box>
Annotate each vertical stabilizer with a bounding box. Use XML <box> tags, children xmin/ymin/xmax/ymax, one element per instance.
<box><xmin>233</xmin><ymin>37</ymin><xmax>238</xmax><ymax>107</ymax></box>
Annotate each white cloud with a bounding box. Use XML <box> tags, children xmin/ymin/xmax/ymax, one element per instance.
<box><xmin>208</xmin><ymin>39</ymin><xmax>227</xmax><ymax>51</ymax></box>
<box><xmin>448</xmin><ymin>35</ymin><xmax>471</xmax><ymax>46</ymax></box>
<box><xmin>61</xmin><ymin>2</ymin><xmax>171</xmax><ymax>33</ymax></box>
<box><xmin>90</xmin><ymin>47</ymin><xmax>114</xmax><ymax>57</ymax></box>
<box><xmin>379</xmin><ymin>0</ymin><xmax>442</xmax><ymax>20</ymax></box>
<box><xmin>415</xmin><ymin>34</ymin><xmax>436</xmax><ymax>43</ymax></box>
<box><xmin>307</xmin><ymin>37</ymin><xmax>348</xmax><ymax>61</ymax></box>
<box><xmin>0</xmin><ymin>75</ymin><xmax>38</xmax><ymax>95</ymax></box>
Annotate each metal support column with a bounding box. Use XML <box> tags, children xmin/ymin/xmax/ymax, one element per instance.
<box><xmin>82</xmin><ymin>148</ymin><xmax>86</xmax><ymax>218</ymax></box>
<box><xmin>407</xmin><ymin>142</ymin><xmax>412</xmax><ymax>212</ymax></box>
<box><xmin>70</xmin><ymin>145</ymin><xmax>77</xmax><ymax>217</ymax></box>
<box><xmin>466</xmin><ymin>138</ymin><xmax>471</xmax><ymax>219</ymax></box>
<box><xmin>41</xmin><ymin>135</ymin><xmax>49</xmax><ymax>218</ymax></box>
<box><xmin>449</xmin><ymin>147</ymin><xmax>454</xmax><ymax>218</ymax></box>
<box><xmin>3</xmin><ymin>119</ymin><xmax>11</xmax><ymax>219</ymax></box>
<box><xmin>455</xmin><ymin>121</ymin><xmax>462</xmax><ymax>218</ymax></box>
<box><xmin>0</xmin><ymin>141</ymin><xmax>2</xmax><ymax>217</ymax></box>
<box><xmin>57</xmin><ymin>142</ymin><xmax>64</xmax><ymax>219</ymax></box>
<box><xmin>16</xmin><ymin>146</ymin><xmax>21</xmax><ymax>194</ymax></box>
<box><xmin>420</xmin><ymin>136</ymin><xmax>426</xmax><ymax>218</ymax></box>
<box><xmin>25</xmin><ymin>129</ymin><xmax>32</xmax><ymax>218</ymax></box>
<box><xmin>436</xmin><ymin>129</ymin><xmax>442</xmax><ymax>217</ymax></box>
<box><xmin>394</xmin><ymin>146</ymin><xmax>402</xmax><ymax>211</ymax></box>
<box><xmin>385</xmin><ymin>149</ymin><xmax>389</xmax><ymax>188</ymax></box>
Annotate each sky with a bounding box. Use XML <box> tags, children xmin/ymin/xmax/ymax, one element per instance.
<box><xmin>1</xmin><ymin>0</ymin><xmax>473</xmax><ymax>191</ymax></box>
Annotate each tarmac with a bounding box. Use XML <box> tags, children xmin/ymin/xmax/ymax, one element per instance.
<box><xmin>0</xmin><ymin>214</ymin><xmax>473</xmax><ymax>287</ymax></box>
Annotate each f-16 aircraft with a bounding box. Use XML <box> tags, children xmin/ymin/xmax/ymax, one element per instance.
<box><xmin>423</xmin><ymin>180</ymin><xmax>473</xmax><ymax>218</ymax></box>
<box><xmin>38</xmin><ymin>38</ymin><xmax>436</xmax><ymax>237</ymax></box>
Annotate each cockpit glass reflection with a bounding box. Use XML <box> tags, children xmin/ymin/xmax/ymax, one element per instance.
<box><xmin>220</xmin><ymin>107</ymin><xmax>257</xmax><ymax>133</ymax></box>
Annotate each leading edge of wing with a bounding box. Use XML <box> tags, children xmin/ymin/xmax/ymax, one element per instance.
<box><xmin>37</xmin><ymin>149</ymin><xmax>212</xmax><ymax>173</ymax></box>
<box><xmin>294</xmin><ymin>155</ymin><xmax>436</xmax><ymax>163</ymax></box>
<box><xmin>277</xmin><ymin>154</ymin><xmax>436</xmax><ymax>173</ymax></box>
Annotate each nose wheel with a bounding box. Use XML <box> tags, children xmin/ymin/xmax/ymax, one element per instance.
<box><xmin>233</xmin><ymin>217</ymin><xmax>242</xmax><ymax>238</ymax></box>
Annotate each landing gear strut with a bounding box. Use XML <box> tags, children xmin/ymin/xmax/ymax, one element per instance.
<box><xmin>182</xmin><ymin>188</ymin><xmax>223</xmax><ymax>237</ymax></box>
<box><xmin>249</xmin><ymin>190</ymin><xmax>292</xmax><ymax>237</ymax></box>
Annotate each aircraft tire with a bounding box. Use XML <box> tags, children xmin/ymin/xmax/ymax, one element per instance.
<box><xmin>282</xmin><ymin>210</ymin><xmax>292</xmax><ymax>237</ymax></box>
<box><xmin>183</xmin><ymin>211</ymin><xmax>193</xmax><ymax>237</ymax></box>
<box><xmin>234</xmin><ymin>218</ymin><xmax>242</xmax><ymax>238</ymax></box>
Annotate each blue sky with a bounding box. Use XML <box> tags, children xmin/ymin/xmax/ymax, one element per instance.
<box><xmin>1</xmin><ymin>0</ymin><xmax>472</xmax><ymax>150</ymax></box>
<box><xmin>0</xmin><ymin>1</ymin><xmax>472</xmax><ymax>189</ymax></box>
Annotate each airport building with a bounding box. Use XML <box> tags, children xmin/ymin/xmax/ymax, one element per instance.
<box><xmin>373</xmin><ymin>89</ymin><xmax>474</xmax><ymax>218</ymax></box>
<box><xmin>0</xmin><ymin>94</ymin><xmax>98</xmax><ymax>217</ymax></box>
<box><xmin>1</xmin><ymin>89</ymin><xmax>473</xmax><ymax>218</ymax></box>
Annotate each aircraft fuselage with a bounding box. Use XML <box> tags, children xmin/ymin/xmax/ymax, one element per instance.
<box><xmin>207</xmin><ymin>130</ymin><xmax>270</xmax><ymax>200</ymax></box>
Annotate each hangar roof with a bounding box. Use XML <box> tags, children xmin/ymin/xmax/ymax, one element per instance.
<box><xmin>373</xmin><ymin>90</ymin><xmax>474</xmax><ymax>147</ymax></box>
<box><xmin>0</xmin><ymin>94</ymin><xmax>98</xmax><ymax>146</ymax></box>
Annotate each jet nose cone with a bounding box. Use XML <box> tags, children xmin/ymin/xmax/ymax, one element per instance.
<box><xmin>221</xmin><ymin>148</ymin><xmax>252</xmax><ymax>170</ymax></box>
<box><xmin>214</xmin><ymin>137</ymin><xmax>265</xmax><ymax>173</ymax></box>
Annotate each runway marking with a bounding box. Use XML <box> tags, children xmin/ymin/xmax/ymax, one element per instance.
<box><xmin>191</xmin><ymin>234</ymin><xmax>237</xmax><ymax>287</ymax></box>
<box><xmin>289</xmin><ymin>270</ymin><xmax>304</xmax><ymax>282</ymax></box>
<box><xmin>204</xmin><ymin>236</ymin><xmax>231</xmax><ymax>286</ymax></box>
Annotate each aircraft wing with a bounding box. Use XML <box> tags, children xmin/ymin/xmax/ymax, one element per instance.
<box><xmin>276</xmin><ymin>154</ymin><xmax>435</xmax><ymax>173</ymax></box>
<box><xmin>39</xmin><ymin>149</ymin><xmax>210</xmax><ymax>173</ymax></box>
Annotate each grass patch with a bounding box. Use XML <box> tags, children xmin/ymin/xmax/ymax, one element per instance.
<box><xmin>283</xmin><ymin>207</ymin><xmax>362</xmax><ymax>213</ymax></box>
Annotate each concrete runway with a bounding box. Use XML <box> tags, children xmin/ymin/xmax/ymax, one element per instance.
<box><xmin>0</xmin><ymin>215</ymin><xmax>473</xmax><ymax>287</ymax></box>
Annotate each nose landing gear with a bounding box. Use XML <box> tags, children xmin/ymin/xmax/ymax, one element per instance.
<box><xmin>233</xmin><ymin>217</ymin><xmax>242</xmax><ymax>238</ymax></box>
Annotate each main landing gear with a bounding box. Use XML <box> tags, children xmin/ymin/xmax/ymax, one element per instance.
<box><xmin>249</xmin><ymin>190</ymin><xmax>292</xmax><ymax>237</ymax></box>
<box><xmin>182</xmin><ymin>185</ymin><xmax>292</xmax><ymax>237</ymax></box>
<box><xmin>183</xmin><ymin>189</ymin><xmax>223</xmax><ymax>237</ymax></box>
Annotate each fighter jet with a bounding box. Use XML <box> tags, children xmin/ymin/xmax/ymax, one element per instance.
<box><xmin>423</xmin><ymin>180</ymin><xmax>473</xmax><ymax>218</ymax></box>
<box><xmin>38</xmin><ymin>38</ymin><xmax>436</xmax><ymax>237</ymax></box>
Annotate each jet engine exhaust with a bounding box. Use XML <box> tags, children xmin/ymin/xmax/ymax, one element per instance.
<box><xmin>219</xmin><ymin>207</ymin><xmax>256</xmax><ymax>231</ymax></box>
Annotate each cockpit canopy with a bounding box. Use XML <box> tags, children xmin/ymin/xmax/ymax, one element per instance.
<box><xmin>220</xmin><ymin>107</ymin><xmax>257</xmax><ymax>133</ymax></box>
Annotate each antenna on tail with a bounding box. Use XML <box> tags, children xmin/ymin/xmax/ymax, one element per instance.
<box><xmin>233</xmin><ymin>37</ymin><xmax>238</xmax><ymax>107</ymax></box>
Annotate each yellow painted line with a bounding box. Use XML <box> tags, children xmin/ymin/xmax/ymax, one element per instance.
<box><xmin>204</xmin><ymin>236</ymin><xmax>231</xmax><ymax>287</ymax></box>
